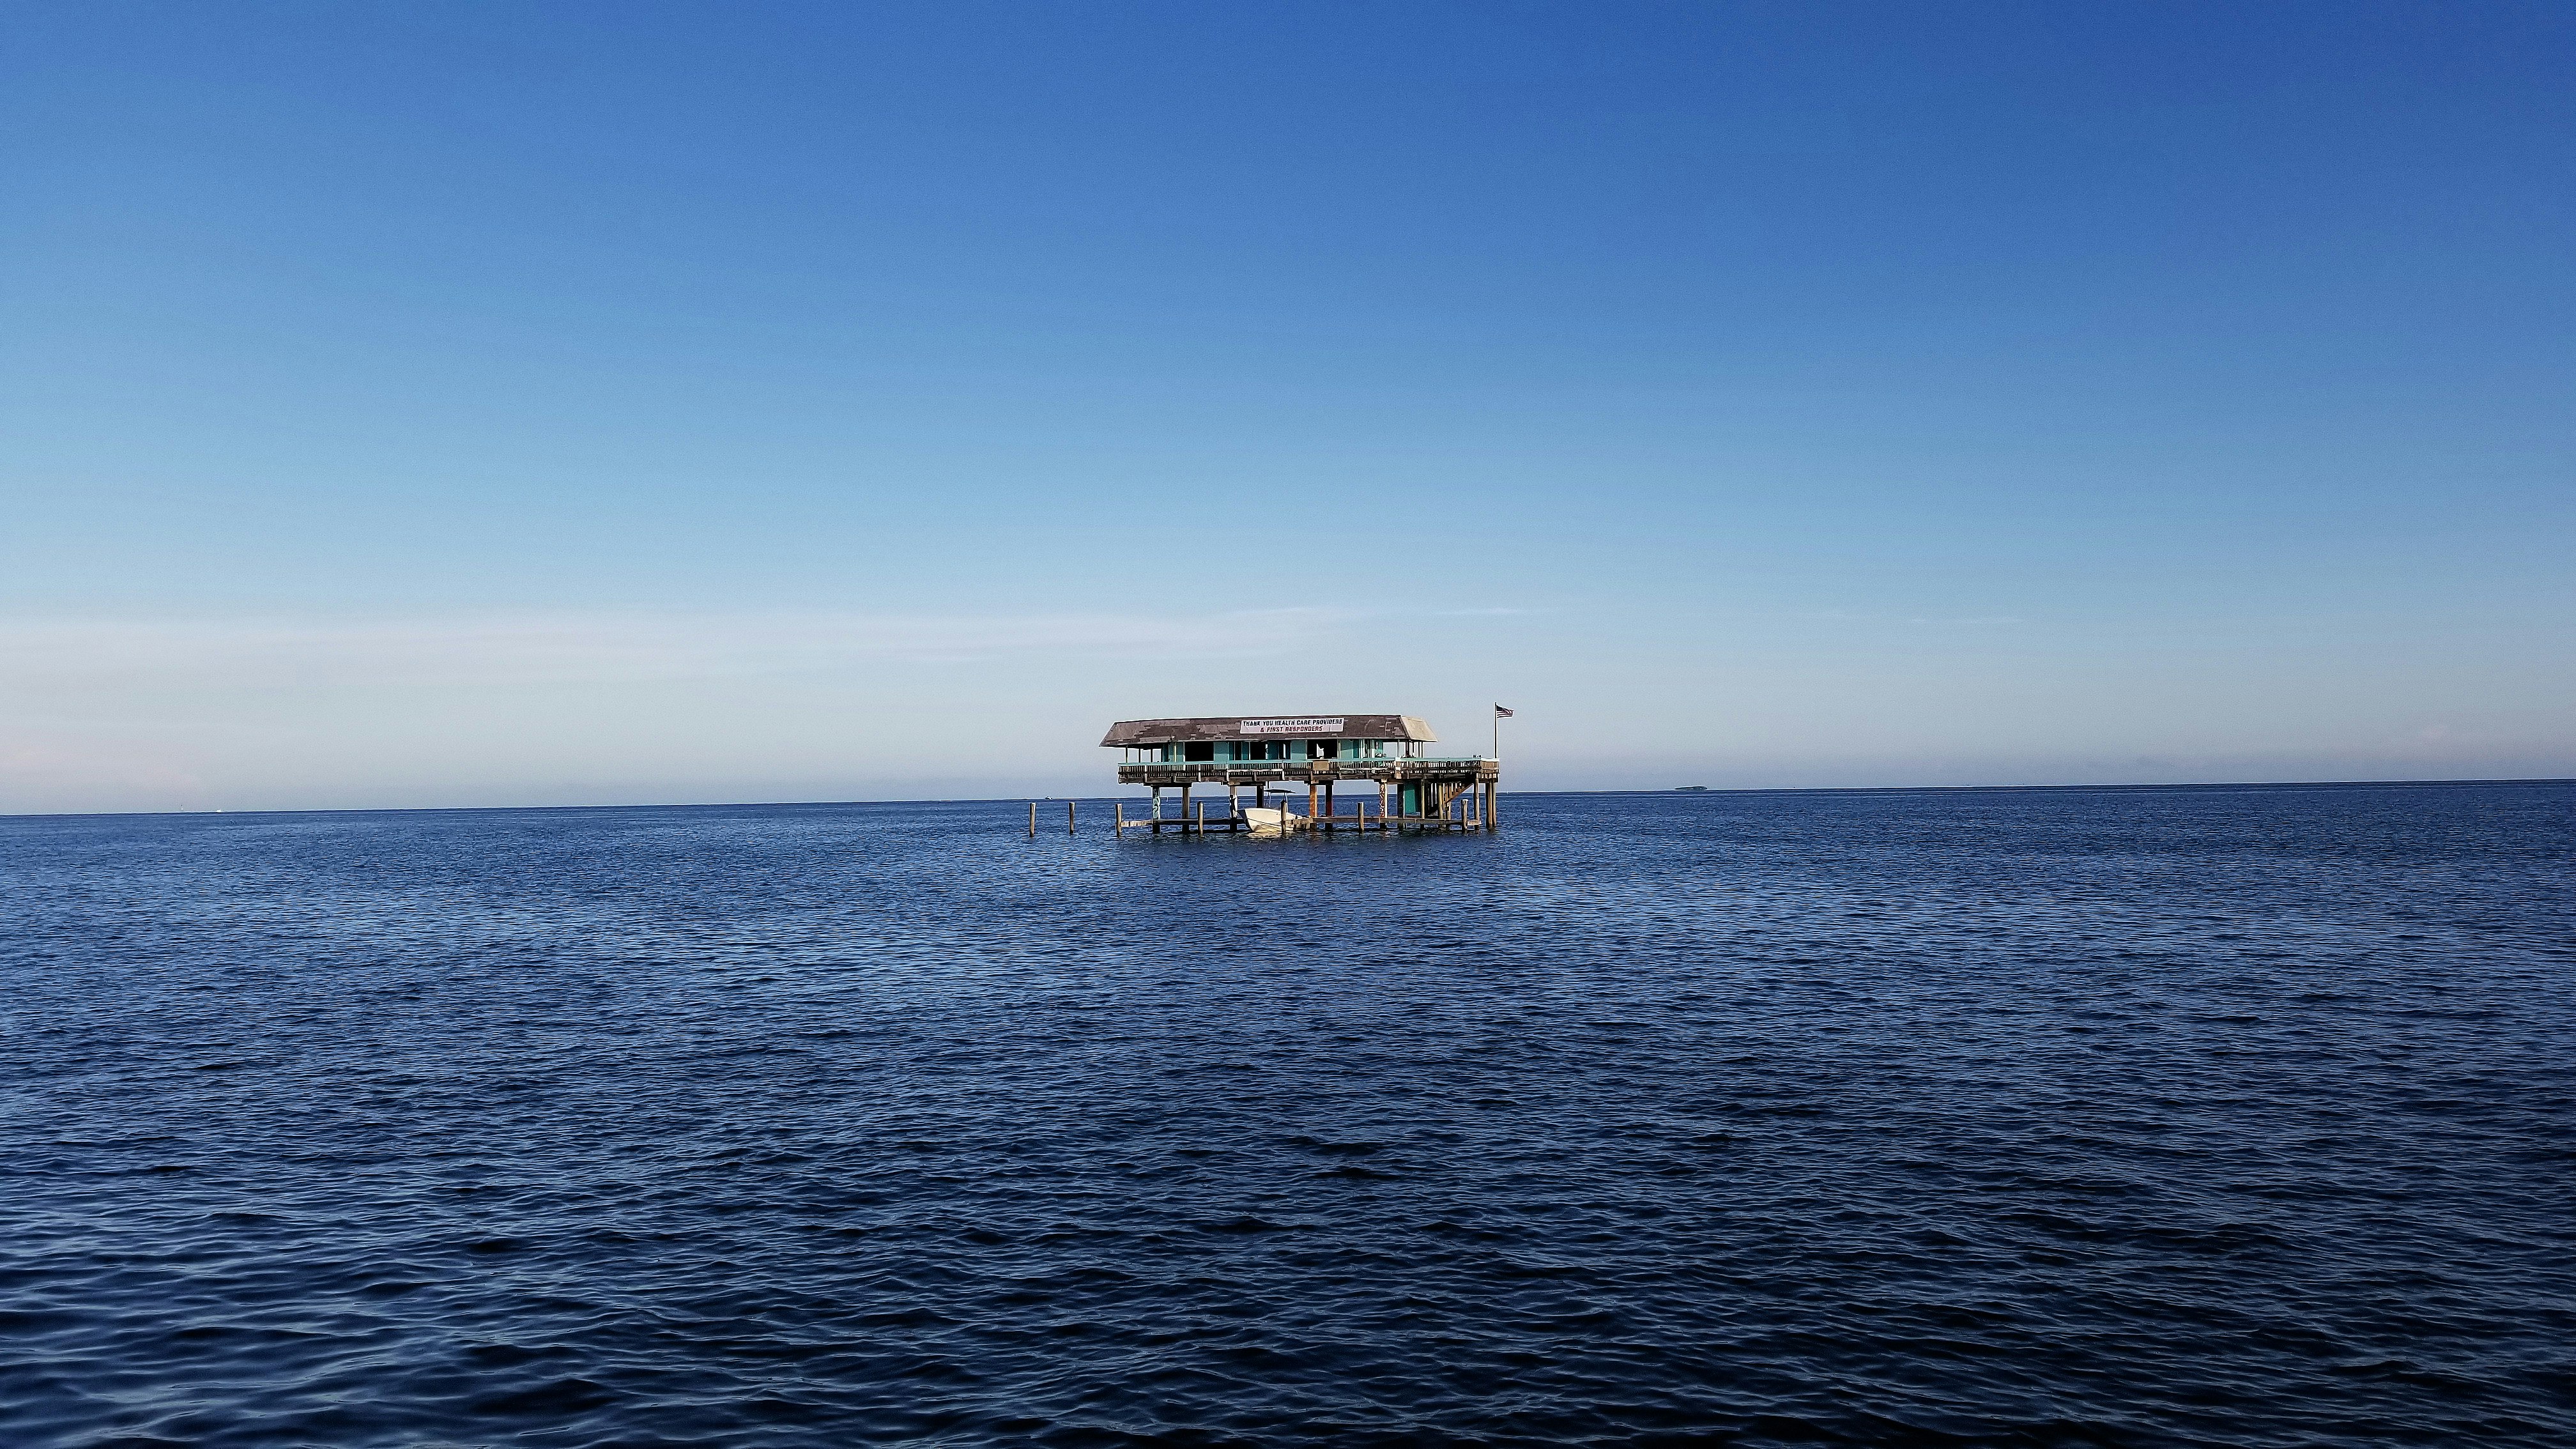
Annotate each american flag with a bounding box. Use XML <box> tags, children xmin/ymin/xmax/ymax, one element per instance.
<box><xmin>1494</xmin><ymin>705</ymin><xmax>1514</xmax><ymax>717</ymax></box>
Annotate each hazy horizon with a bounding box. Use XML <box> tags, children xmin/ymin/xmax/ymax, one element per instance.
<box><xmin>7</xmin><ymin>3</ymin><xmax>2571</xmax><ymax>815</ymax></box>
<box><xmin>13</xmin><ymin>768</ymin><xmax>2575</xmax><ymax>823</ymax></box>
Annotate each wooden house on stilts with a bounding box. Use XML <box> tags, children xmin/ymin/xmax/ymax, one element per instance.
<box><xmin>1103</xmin><ymin>714</ymin><xmax>1499</xmax><ymax>834</ymax></box>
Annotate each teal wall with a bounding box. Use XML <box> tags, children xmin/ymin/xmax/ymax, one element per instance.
<box><xmin>1151</xmin><ymin>739</ymin><xmax>1396</xmax><ymax>762</ymax></box>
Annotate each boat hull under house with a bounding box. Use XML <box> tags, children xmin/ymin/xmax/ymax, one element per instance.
<box><xmin>1103</xmin><ymin>714</ymin><xmax>1498</xmax><ymax>832</ymax></box>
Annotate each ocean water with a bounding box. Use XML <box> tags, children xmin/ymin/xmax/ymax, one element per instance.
<box><xmin>3</xmin><ymin>783</ymin><xmax>2571</xmax><ymax>1448</ymax></box>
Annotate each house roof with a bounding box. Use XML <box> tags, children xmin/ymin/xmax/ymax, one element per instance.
<box><xmin>1100</xmin><ymin>714</ymin><xmax>1438</xmax><ymax>747</ymax></box>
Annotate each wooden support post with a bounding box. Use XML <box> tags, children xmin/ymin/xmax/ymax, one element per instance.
<box><xmin>1378</xmin><ymin>779</ymin><xmax>1388</xmax><ymax>827</ymax></box>
<box><xmin>1115</xmin><ymin>802</ymin><xmax>1125</xmax><ymax>833</ymax></box>
<box><xmin>1028</xmin><ymin>801</ymin><xmax>1037</xmax><ymax>836</ymax></box>
<box><xmin>1068</xmin><ymin>799</ymin><xmax>1077</xmax><ymax>834</ymax></box>
<box><xmin>1151</xmin><ymin>785</ymin><xmax>1162</xmax><ymax>833</ymax></box>
<box><xmin>1195</xmin><ymin>801</ymin><xmax>1205</xmax><ymax>834</ymax></box>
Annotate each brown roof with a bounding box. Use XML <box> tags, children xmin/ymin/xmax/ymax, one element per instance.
<box><xmin>1100</xmin><ymin>714</ymin><xmax>1438</xmax><ymax>747</ymax></box>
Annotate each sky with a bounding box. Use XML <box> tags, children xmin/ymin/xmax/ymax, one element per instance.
<box><xmin>3</xmin><ymin>1</ymin><xmax>2571</xmax><ymax>813</ymax></box>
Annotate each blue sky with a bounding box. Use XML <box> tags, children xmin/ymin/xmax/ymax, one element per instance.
<box><xmin>4</xmin><ymin>1</ymin><xmax>2570</xmax><ymax>811</ymax></box>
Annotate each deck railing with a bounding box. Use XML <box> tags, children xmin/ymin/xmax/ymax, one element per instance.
<box><xmin>1121</xmin><ymin>755</ymin><xmax>1493</xmax><ymax>766</ymax></box>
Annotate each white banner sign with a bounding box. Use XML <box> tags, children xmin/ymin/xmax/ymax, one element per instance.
<box><xmin>1239</xmin><ymin>717</ymin><xmax>1344</xmax><ymax>735</ymax></box>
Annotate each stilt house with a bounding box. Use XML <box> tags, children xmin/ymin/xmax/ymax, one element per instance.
<box><xmin>1102</xmin><ymin>714</ymin><xmax>1499</xmax><ymax>831</ymax></box>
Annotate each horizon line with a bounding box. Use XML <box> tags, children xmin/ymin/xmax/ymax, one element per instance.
<box><xmin>6</xmin><ymin>775</ymin><xmax>2571</xmax><ymax>822</ymax></box>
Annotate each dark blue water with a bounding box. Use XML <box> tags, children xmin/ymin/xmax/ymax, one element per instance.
<box><xmin>4</xmin><ymin>785</ymin><xmax>2572</xmax><ymax>1447</ymax></box>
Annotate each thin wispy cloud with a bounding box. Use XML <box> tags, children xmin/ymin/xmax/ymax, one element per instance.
<box><xmin>1802</xmin><ymin>610</ymin><xmax>2028</xmax><ymax>627</ymax></box>
<box><xmin>0</xmin><ymin>608</ymin><xmax>1365</xmax><ymax>690</ymax></box>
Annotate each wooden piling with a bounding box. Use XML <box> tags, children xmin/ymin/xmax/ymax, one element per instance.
<box><xmin>1068</xmin><ymin>799</ymin><xmax>1077</xmax><ymax>834</ymax></box>
<box><xmin>1028</xmin><ymin>801</ymin><xmax>1037</xmax><ymax>836</ymax></box>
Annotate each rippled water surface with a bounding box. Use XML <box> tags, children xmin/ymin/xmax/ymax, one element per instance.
<box><xmin>4</xmin><ymin>785</ymin><xmax>2572</xmax><ymax>1447</ymax></box>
